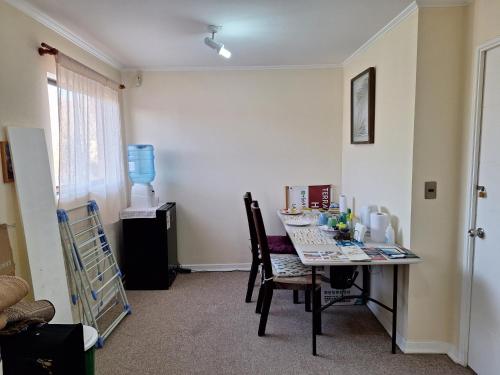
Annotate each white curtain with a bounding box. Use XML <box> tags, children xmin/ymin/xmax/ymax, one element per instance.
<box><xmin>56</xmin><ymin>53</ymin><xmax>126</xmax><ymax>223</ymax></box>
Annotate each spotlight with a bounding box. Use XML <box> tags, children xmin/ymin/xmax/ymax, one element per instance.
<box><xmin>204</xmin><ymin>25</ymin><xmax>231</xmax><ymax>59</ymax></box>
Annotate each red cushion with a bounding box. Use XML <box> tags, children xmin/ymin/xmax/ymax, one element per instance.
<box><xmin>267</xmin><ymin>235</ymin><xmax>296</xmax><ymax>255</ymax></box>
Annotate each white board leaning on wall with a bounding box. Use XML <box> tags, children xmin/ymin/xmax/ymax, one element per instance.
<box><xmin>7</xmin><ymin>127</ymin><xmax>72</xmax><ymax>323</ymax></box>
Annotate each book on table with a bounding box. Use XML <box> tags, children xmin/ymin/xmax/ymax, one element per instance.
<box><xmin>340</xmin><ymin>245</ymin><xmax>371</xmax><ymax>261</ymax></box>
<box><xmin>378</xmin><ymin>246</ymin><xmax>419</xmax><ymax>259</ymax></box>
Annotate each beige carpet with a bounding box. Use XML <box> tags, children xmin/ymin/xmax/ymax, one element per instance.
<box><xmin>96</xmin><ymin>272</ymin><xmax>472</xmax><ymax>375</ymax></box>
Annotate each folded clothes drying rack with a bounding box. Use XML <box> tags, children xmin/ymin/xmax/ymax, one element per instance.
<box><xmin>57</xmin><ymin>200</ymin><xmax>131</xmax><ymax>347</ymax></box>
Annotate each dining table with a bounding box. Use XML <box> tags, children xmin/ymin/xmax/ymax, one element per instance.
<box><xmin>277</xmin><ymin>210</ymin><xmax>422</xmax><ymax>356</ymax></box>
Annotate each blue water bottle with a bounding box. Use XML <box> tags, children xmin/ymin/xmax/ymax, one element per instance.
<box><xmin>127</xmin><ymin>145</ymin><xmax>155</xmax><ymax>184</ymax></box>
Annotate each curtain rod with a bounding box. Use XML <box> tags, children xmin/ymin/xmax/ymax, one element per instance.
<box><xmin>38</xmin><ymin>42</ymin><xmax>126</xmax><ymax>89</ymax></box>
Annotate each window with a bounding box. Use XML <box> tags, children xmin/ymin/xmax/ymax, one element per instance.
<box><xmin>51</xmin><ymin>54</ymin><xmax>126</xmax><ymax>223</ymax></box>
<box><xmin>47</xmin><ymin>74</ymin><xmax>59</xmax><ymax>192</ymax></box>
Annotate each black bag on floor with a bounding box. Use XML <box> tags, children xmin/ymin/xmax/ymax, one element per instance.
<box><xmin>329</xmin><ymin>266</ymin><xmax>359</xmax><ymax>290</ymax></box>
<box><xmin>0</xmin><ymin>323</ymin><xmax>85</xmax><ymax>375</ymax></box>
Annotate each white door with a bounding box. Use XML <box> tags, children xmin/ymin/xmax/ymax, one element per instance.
<box><xmin>469</xmin><ymin>45</ymin><xmax>500</xmax><ymax>375</ymax></box>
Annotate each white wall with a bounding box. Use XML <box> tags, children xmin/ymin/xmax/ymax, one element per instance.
<box><xmin>409</xmin><ymin>6</ymin><xmax>467</xmax><ymax>346</ymax></box>
<box><xmin>342</xmin><ymin>11</ymin><xmax>419</xmax><ymax>340</ymax></box>
<box><xmin>122</xmin><ymin>69</ymin><xmax>343</xmax><ymax>266</ymax></box>
<box><xmin>341</xmin><ymin>4</ymin><xmax>475</xmax><ymax>357</ymax></box>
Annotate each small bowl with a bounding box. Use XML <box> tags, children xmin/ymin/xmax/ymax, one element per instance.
<box><xmin>319</xmin><ymin>225</ymin><xmax>340</xmax><ymax>236</ymax></box>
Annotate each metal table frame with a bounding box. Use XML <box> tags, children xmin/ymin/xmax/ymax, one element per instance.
<box><xmin>277</xmin><ymin>211</ymin><xmax>421</xmax><ymax>356</ymax></box>
<box><xmin>311</xmin><ymin>264</ymin><xmax>398</xmax><ymax>356</ymax></box>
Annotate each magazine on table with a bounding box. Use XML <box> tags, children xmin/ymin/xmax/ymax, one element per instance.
<box><xmin>339</xmin><ymin>245</ymin><xmax>371</xmax><ymax>261</ymax></box>
<box><xmin>362</xmin><ymin>246</ymin><xmax>419</xmax><ymax>260</ymax></box>
<box><xmin>377</xmin><ymin>246</ymin><xmax>419</xmax><ymax>259</ymax></box>
<box><xmin>361</xmin><ymin>247</ymin><xmax>387</xmax><ymax>261</ymax></box>
<box><xmin>302</xmin><ymin>250</ymin><xmax>348</xmax><ymax>262</ymax></box>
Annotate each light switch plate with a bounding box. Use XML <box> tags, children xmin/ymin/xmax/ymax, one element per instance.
<box><xmin>425</xmin><ymin>181</ymin><xmax>437</xmax><ymax>199</ymax></box>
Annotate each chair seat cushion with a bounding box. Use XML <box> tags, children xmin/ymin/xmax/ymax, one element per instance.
<box><xmin>267</xmin><ymin>235</ymin><xmax>296</xmax><ymax>254</ymax></box>
<box><xmin>273</xmin><ymin>275</ymin><xmax>322</xmax><ymax>289</ymax></box>
<box><xmin>270</xmin><ymin>254</ymin><xmax>312</xmax><ymax>277</ymax></box>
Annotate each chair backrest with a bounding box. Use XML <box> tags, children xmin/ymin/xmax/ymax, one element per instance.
<box><xmin>251</xmin><ymin>202</ymin><xmax>274</xmax><ymax>280</ymax></box>
<box><xmin>243</xmin><ymin>192</ymin><xmax>259</xmax><ymax>260</ymax></box>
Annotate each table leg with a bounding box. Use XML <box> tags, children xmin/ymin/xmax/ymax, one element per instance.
<box><xmin>392</xmin><ymin>264</ymin><xmax>398</xmax><ymax>354</ymax></box>
<box><xmin>362</xmin><ymin>265</ymin><xmax>370</xmax><ymax>305</ymax></box>
<box><xmin>293</xmin><ymin>290</ymin><xmax>299</xmax><ymax>304</ymax></box>
<box><xmin>312</xmin><ymin>266</ymin><xmax>317</xmax><ymax>356</ymax></box>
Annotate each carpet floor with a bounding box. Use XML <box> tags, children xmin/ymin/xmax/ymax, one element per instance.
<box><xmin>96</xmin><ymin>272</ymin><xmax>473</xmax><ymax>375</ymax></box>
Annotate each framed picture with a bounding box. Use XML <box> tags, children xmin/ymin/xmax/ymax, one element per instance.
<box><xmin>351</xmin><ymin>67</ymin><xmax>375</xmax><ymax>144</ymax></box>
<box><xmin>1</xmin><ymin>141</ymin><xmax>14</xmax><ymax>183</ymax></box>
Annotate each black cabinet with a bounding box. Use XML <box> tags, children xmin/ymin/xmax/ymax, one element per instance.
<box><xmin>0</xmin><ymin>324</ymin><xmax>85</xmax><ymax>375</ymax></box>
<box><xmin>122</xmin><ymin>202</ymin><xmax>178</xmax><ymax>290</ymax></box>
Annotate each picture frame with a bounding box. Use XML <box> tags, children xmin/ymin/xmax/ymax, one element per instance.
<box><xmin>351</xmin><ymin>67</ymin><xmax>376</xmax><ymax>144</ymax></box>
<box><xmin>1</xmin><ymin>141</ymin><xmax>14</xmax><ymax>183</ymax></box>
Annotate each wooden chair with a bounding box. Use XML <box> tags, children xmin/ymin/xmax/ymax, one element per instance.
<box><xmin>251</xmin><ymin>201</ymin><xmax>322</xmax><ymax>337</ymax></box>
<box><xmin>243</xmin><ymin>192</ymin><xmax>297</xmax><ymax>304</ymax></box>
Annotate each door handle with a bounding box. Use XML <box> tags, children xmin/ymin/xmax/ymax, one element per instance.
<box><xmin>468</xmin><ymin>228</ymin><xmax>485</xmax><ymax>239</ymax></box>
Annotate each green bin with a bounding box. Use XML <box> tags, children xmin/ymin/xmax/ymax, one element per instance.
<box><xmin>83</xmin><ymin>325</ymin><xmax>98</xmax><ymax>375</ymax></box>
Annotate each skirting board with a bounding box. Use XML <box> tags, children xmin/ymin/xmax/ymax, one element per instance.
<box><xmin>181</xmin><ymin>263</ymin><xmax>252</xmax><ymax>272</ymax></box>
<box><xmin>367</xmin><ymin>303</ymin><xmax>463</xmax><ymax>364</ymax></box>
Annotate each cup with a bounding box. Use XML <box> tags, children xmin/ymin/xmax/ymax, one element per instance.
<box><xmin>327</xmin><ymin>217</ymin><xmax>337</xmax><ymax>228</ymax></box>
<box><xmin>318</xmin><ymin>213</ymin><xmax>329</xmax><ymax>226</ymax></box>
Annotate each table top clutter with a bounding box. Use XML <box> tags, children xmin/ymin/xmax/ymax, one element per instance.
<box><xmin>277</xmin><ymin>210</ymin><xmax>422</xmax><ymax>266</ymax></box>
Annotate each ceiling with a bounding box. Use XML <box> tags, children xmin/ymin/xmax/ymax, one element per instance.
<box><xmin>16</xmin><ymin>0</ymin><xmax>416</xmax><ymax>69</ymax></box>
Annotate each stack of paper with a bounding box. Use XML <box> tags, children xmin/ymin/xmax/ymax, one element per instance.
<box><xmin>302</xmin><ymin>250</ymin><xmax>348</xmax><ymax>263</ymax></box>
<box><xmin>340</xmin><ymin>245</ymin><xmax>371</xmax><ymax>261</ymax></box>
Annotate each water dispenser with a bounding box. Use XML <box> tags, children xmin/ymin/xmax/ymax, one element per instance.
<box><xmin>128</xmin><ymin>144</ymin><xmax>158</xmax><ymax>208</ymax></box>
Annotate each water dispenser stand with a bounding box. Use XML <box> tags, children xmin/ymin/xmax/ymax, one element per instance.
<box><xmin>130</xmin><ymin>182</ymin><xmax>158</xmax><ymax>208</ymax></box>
